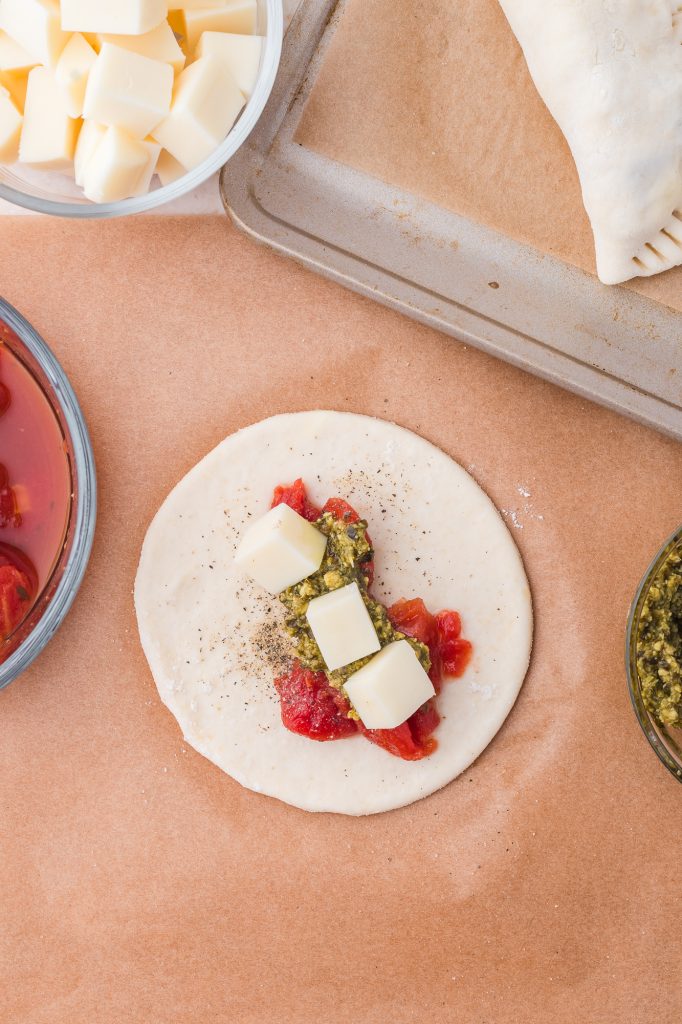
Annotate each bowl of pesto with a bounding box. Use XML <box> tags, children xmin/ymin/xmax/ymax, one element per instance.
<box><xmin>627</xmin><ymin>526</ymin><xmax>682</xmax><ymax>782</ymax></box>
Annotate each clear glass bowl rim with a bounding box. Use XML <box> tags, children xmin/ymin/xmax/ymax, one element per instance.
<box><xmin>0</xmin><ymin>298</ymin><xmax>96</xmax><ymax>689</ymax></box>
<box><xmin>0</xmin><ymin>0</ymin><xmax>283</xmax><ymax>218</ymax></box>
<box><xmin>625</xmin><ymin>523</ymin><xmax>682</xmax><ymax>783</ymax></box>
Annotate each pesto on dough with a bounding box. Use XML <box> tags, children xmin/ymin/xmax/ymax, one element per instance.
<box><xmin>637</xmin><ymin>544</ymin><xmax>682</xmax><ymax>728</ymax></box>
<box><xmin>279</xmin><ymin>511</ymin><xmax>430</xmax><ymax>696</ymax></box>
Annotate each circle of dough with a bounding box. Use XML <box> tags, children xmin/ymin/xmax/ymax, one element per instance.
<box><xmin>135</xmin><ymin>411</ymin><xmax>533</xmax><ymax>815</ymax></box>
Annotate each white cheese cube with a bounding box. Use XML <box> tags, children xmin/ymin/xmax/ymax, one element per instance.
<box><xmin>0</xmin><ymin>86</ymin><xmax>21</xmax><ymax>161</ymax></box>
<box><xmin>235</xmin><ymin>503</ymin><xmax>327</xmax><ymax>595</ymax></box>
<box><xmin>81</xmin><ymin>125</ymin><xmax>154</xmax><ymax>201</ymax></box>
<box><xmin>306</xmin><ymin>581</ymin><xmax>380</xmax><ymax>672</ymax></box>
<box><xmin>61</xmin><ymin>0</ymin><xmax>167</xmax><ymax>37</ymax></box>
<box><xmin>74</xmin><ymin>119</ymin><xmax>106</xmax><ymax>185</ymax></box>
<box><xmin>181</xmin><ymin>2</ymin><xmax>258</xmax><ymax>50</ymax></box>
<box><xmin>344</xmin><ymin>640</ymin><xmax>436</xmax><ymax>730</ymax></box>
<box><xmin>0</xmin><ymin>0</ymin><xmax>69</xmax><ymax>68</ymax></box>
<box><xmin>19</xmin><ymin>66</ymin><xmax>78</xmax><ymax>169</ymax></box>
<box><xmin>156</xmin><ymin>147</ymin><xmax>185</xmax><ymax>185</ymax></box>
<box><xmin>152</xmin><ymin>55</ymin><xmax>243</xmax><ymax>169</ymax></box>
<box><xmin>196</xmin><ymin>32</ymin><xmax>262</xmax><ymax>97</ymax></box>
<box><xmin>83</xmin><ymin>43</ymin><xmax>173</xmax><ymax>139</ymax></box>
<box><xmin>55</xmin><ymin>33</ymin><xmax>97</xmax><ymax>118</ymax></box>
<box><xmin>0</xmin><ymin>31</ymin><xmax>35</xmax><ymax>72</ymax></box>
<box><xmin>98</xmin><ymin>22</ymin><xmax>185</xmax><ymax>74</ymax></box>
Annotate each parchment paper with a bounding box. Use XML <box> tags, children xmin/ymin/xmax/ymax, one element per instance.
<box><xmin>296</xmin><ymin>0</ymin><xmax>682</xmax><ymax>311</ymax></box>
<box><xmin>0</xmin><ymin>216</ymin><xmax>681</xmax><ymax>1024</ymax></box>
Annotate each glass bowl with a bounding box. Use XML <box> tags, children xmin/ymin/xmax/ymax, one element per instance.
<box><xmin>0</xmin><ymin>298</ymin><xmax>96</xmax><ymax>689</ymax></box>
<box><xmin>0</xmin><ymin>0</ymin><xmax>283</xmax><ymax>218</ymax></box>
<box><xmin>626</xmin><ymin>525</ymin><xmax>682</xmax><ymax>782</ymax></box>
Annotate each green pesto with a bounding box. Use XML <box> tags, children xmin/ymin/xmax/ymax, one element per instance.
<box><xmin>637</xmin><ymin>544</ymin><xmax>682</xmax><ymax>728</ymax></box>
<box><xmin>279</xmin><ymin>511</ymin><xmax>430</xmax><ymax>696</ymax></box>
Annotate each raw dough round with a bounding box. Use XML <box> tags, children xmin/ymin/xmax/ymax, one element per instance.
<box><xmin>135</xmin><ymin>411</ymin><xmax>533</xmax><ymax>815</ymax></box>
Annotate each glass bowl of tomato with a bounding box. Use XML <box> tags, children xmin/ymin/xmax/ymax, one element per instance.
<box><xmin>0</xmin><ymin>298</ymin><xmax>96</xmax><ymax>688</ymax></box>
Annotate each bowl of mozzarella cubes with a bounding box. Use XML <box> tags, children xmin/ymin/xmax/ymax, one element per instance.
<box><xmin>0</xmin><ymin>0</ymin><xmax>282</xmax><ymax>215</ymax></box>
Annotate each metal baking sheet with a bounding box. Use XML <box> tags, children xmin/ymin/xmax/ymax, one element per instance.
<box><xmin>220</xmin><ymin>0</ymin><xmax>682</xmax><ymax>440</ymax></box>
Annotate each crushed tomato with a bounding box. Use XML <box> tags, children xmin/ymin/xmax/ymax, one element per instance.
<box><xmin>0</xmin><ymin>557</ymin><xmax>34</xmax><ymax>641</ymax></box>
<box><xmin>269</xmin><ymin>479</ymin><xmax>473</xmax><ymax>761</ymax></box>
<box><xmin>274</xmin><ymin>662</ymin><xmax>357</xmax><ymax>741</ymax></box>
<box><xmin>0</xmin><ymin>463</ymin><xmax>20</xmax><ymax>529</ymax></box>
<box><xmin>271</xmin><ymin>478</ymin><xmax>321</xmax><ymax>523</ymax></box>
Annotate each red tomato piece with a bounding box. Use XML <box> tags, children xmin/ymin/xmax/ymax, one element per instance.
<box><xmin>271</xmin><ymin>478</ymin><xmax>321</xmax><ymax>522</ymax></box>
<box><xmin>435</xmin><ymin>609</ymin><xmax>462</xmax><ymax>640</ymax></box>
<box><xmin>0</xmin><ymin>381</ymin><xmax>9</xmax><ymax>417</ymax></box>
<box><xmin>0</xmin><ymin>463</ymin><xmax>21</xmax><ymax>529</ymax></box>
<box><xmin>441</xmin><ymin>637</ymin><xmax>473</xmax><ymax>677</ymax></box>
<box><xmin>435</xmin><ymin>610</ymin><xmax>473</xmax><ymax>677</ymax></box>
<box><xmin>387</xmin><ymin>597</ymin><xmax>437</xmax><ymax>646</ymax></box>
<box><xmin>274</xmin><ymin>661</ymin><xmax>358</xmax><ymax>741</ymax></box>
<box><xmin>0</xmin><ymin>542</ymin><xmax>39</xmax><ymax>594</ymax></box>
<box><xmin>0</xmin><ymin>562</ymin><xmax>33</xmax><ymax>641</ymax></box>
<box><xmin>321</xmin><ymin>497</ymin><xmax>361</xmax><ymax>523</ymax></box>
<box><xmin>359</xmin><ymin>699</ymin><xmax>439</xmax><ymax>761</ymax></box>
<box><xmin>359</xmin><ymin>721</ymin><xmax>424</xmax><ymax>760</ymax></box>
<box><xmin>409</xmin><ymin>699</ymin><xmax>441</xmax><ymax>748</ymax></box>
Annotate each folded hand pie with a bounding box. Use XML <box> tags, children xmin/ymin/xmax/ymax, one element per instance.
<box><xmin>499</xmin><ymin>0</ymin><xmax>682</xmax><ymax>284</ymax></box>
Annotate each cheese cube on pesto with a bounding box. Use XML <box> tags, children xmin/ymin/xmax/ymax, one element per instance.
<box><xmin>306</xmin><ymin>581</ymin><xmax>380</xmax><ymax>672</ymax></box>
<box><xmin>235</xmin><ymin>503</ymin><xmax>326</xmax><ymax>595</ymax></box>
<box><xmin>344</xmin><ymin>640</ymin><xmax>435</xmax><ymax>730</ymax></box>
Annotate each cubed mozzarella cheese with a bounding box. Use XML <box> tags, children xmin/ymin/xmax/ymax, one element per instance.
<box><xmin>55</xmin><ymin>33</ymin><xmax>97</xmax><ymax>118</ymax></box>
<box><xmin>305</xmin><ymin>581</ymin><xmax>381</xmax><ymax>672</ymax></box>
<box><xmin>61</xmin><ymin>0</ymin><xmax>167</xmax><ymax>37</ymax></box>
<box><xmin>344</xmin><ymin>640</ymin><xmax>436</xmax><ymax>730</ymax></box>
<box><xmin>196</xmin><ymin>32</ymin><xmax>262</xmax><ymax>97</ymax></box>
<box><xmin>83</xmin><ymin>43</ymin><xmax>173</xmax><ymax>138</ymax></box>
<box><xmin>19</xmin><ymin>66</ymin><xmax>78</xmax><ymax>169</ymax></box>
<box><xmin>235</xmin><ymin>503</ymin><xmax>327</xmax><ymax>595</ymax></box>
<box><xmin>0</xmin><ymin>0</ymin><xmax>69</xmax><ymax>68</ymax></box>
<box><xmin>98</xmin><ymin>22</ymin><xmax>185</xmax><ymax>74</ymax></box>
<box><xmin>74</xmin><ymin>119</ymin><xmax>106</xmax><ymax>185</ymax></box>
<box><xmin>155</xmin><ymin>147</ymin><xmax>185</xmax><ymax>185</ymax></box>
<box><xmin>181</xmin><ymin>2</ymin><xmax>258</xmax><ymax>50</ymax></box>
<box><xmin>152</xmin><ymin>55</ymin><xmax>243</xmax><ymax>169</ymax></box>
<box><xmin>0</xmin><ymin>31</ymin><xmax>35</xmax><ymax>72</ymax></box>
<box><xmin>0</xmin><ymin>86</ymin><xmax>21</xmax><ymax>161</ymax></box>
<box><xmin>81</xmin><ymin>125</ymin><xmax>156</xmax><ymax>201</ymax></box>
